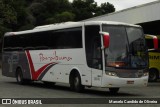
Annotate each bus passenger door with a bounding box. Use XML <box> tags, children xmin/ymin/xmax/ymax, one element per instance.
<box><xmin>91</xmin><ymin>37</ymin><xmax>103</xmax><ymax>87</ymax></box>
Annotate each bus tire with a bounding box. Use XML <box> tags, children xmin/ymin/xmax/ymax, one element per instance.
<box><xmin>70</xmin><ymin>72</ymin><xmax>84</xmax><ymax>92</ymax></box>
<box><xmin>149</xmin><ymin>69</ymin><xmax>158</xmax><ymax>82</ymax></box>
<box><xmin>16</xmin><ymin>68</ymin><xmax>25</xmax><ymax>85</ymax></box>
<box><xmin>109</xmin><ymin>88</ymin><xmax>119</xmax><ymax>94</ymax></box>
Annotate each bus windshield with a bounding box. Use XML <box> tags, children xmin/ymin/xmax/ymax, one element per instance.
<box><xmin>103</xmin><ymin>25</ymin><xmax>148</xmax><ymax>69</ymax></box>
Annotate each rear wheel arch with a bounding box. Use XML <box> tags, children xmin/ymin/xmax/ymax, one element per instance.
<box><xmin>15</xmin><ymin>67</ymin><xmax>24</xmax><ymax>84</ymax></box>
<box><xmin>15</xmin><ymin>66</ymin><xmax>31</xmax><ymax>84</ymax></box>
<box><xmin>15</xmin><ymin>66</ymin><xmax>23</xmax><ymax>76</ymax></box>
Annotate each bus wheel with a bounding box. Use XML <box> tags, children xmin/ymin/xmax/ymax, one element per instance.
<box><xmin>149</xmin><ymin>69</ymin><xmax>158</xmax><ymax>82</ymax></box>
<box><xmin>71</xmin><ymin>73</ymin><xmax>84</xmax><ymax>92</ymax></box>
<box><xmin>16</xmin><ymin>68</ymin><xmax>25</xmax><ymax>85</ymax></box>
<box><xmin>109</xmin><ymin>88</ymin><xmax>119</xmax><ymax>94</ymax></box>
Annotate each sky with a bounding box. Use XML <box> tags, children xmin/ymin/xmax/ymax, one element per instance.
<box><xmin>69</xmin><ymin>0</ymin><xmax>158</xmax><ymax>11</ymax></box>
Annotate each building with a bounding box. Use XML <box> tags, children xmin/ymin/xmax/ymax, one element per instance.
<box><xmin>82</xmin><ymin>0</ymin><xmax>160</xmax><ymax>35</ymax></box>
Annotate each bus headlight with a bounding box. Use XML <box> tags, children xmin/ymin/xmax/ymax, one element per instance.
<box><xmin>143</xmin><ymin>72</ymin><xmax>148</xmax><ymax>76</ymax></box>
<box><xmin>106</xmin><ymin>72</ymin><xmax>117</xmax><ymax>77</ymax></box>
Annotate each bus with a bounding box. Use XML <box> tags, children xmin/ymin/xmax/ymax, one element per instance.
<box><xmin>2</xmin><ymin>21</ymin><xmax>149</xmax><ymax>94</ymax></box>
<box><xmin>145</xmin><ymin>34</ymin><xmax>160</xmax><ymax>82</ymax></box>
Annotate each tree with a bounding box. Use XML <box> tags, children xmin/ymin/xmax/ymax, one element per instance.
<box><xmin>28</xmin><ymin>2</ymin><xmax>47</xmax><ymax>25</ymax></box>
<box><xmin>0</xmin><ymin>0</ymin><xmax>116</xmax><ymax>48</ymax></box>
<box><xmin>72</xmin><ymin>0</ymin><xmax>93</xmax><ymax>21</ymax></box>
<box><xmin>28</xmin><ymin>0</ymin><xmax>73</xmax><ymax>25</ymax></box>
<box><xmin>55</xmin><ymin>11</ymin><xmax>75</xmax><ymax>23</ymax></box>
<box><xmin>0</xmin><ymin>0</ymin><xmax>116</xmax><ymax>37</ymax></box>
<box><xmin>100</xmin><ymin>2</ymin><xmax>115</xmax><ymax>14</ymax></box>
<box><xmin>0</xmin><ymin>0</ymin><xmax>17</xmax><ymax>26</ymax></box>
<box><xmin>0</xmin><ymin>0</ymin><xmax>17</xmax><ymax>38</ymax></box>
<box><xmin>6</xmin><ymin>0</ymin><xmax>29</xmax><ymax>30</ymax></box>
<box><xmin>72</xmin><ymin>0</ymin><xmax>115</xmax><ymax>21</ymax></box>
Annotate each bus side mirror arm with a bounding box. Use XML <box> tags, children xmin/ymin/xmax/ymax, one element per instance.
<box><xmin>101</xmin><ymin>46</ymin><xmax>105</xmax><ymax>50</ymax></box>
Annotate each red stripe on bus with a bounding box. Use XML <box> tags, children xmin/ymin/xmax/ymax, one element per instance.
<box><xmin>26</xmin><ymin>50</ymin><xmax>55</xmax><ymax>80</ymax></box>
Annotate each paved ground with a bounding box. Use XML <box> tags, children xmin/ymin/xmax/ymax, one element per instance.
<box><xmin>0</xmin><ymin>69</ymin><xmax>160</xmax><ymax>107</ymax></box>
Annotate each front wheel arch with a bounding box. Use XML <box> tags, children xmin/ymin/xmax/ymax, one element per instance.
<box><xmin>149</xmin><ymin>68</ymin><xmax>159</xmax><ymax>82</ymax></box>
<box><xmin>69</xmin><ymin>69</ymin><xmax>84</xmax><ymax>92</ymax></box>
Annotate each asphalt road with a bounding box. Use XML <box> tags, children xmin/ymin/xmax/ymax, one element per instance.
<box><xmin>0</xmin><ymin>69</ymin><xmax>160</xmax><ymax>107</ymax></box>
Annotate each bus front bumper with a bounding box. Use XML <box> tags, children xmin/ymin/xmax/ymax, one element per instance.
<box><xmin>101</xmin><ymin>75</ymin><xmax>148</xmax><ymax>88</ymax></box>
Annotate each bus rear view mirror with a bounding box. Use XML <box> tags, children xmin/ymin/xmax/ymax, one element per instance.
<box><xmin>100</xmin><ymin>32</ymin><xmax>110</xmax><ymax>48</ymax></box>
<box><xmin>103</xmin><ymin>34</ymin><xmax>110</xmax><ymax>48</ymax></box>
<box><xmin>153</xmin><ymin>36</ymin><xmax>158</xmax><ymax>49</ymax></box>
<box><xmin>145</xmin><ymin>35</ymin><xmax>158</xmax><ymax>50</ymax></box>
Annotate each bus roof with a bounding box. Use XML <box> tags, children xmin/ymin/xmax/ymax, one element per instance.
<box><xmin>84</xmin><ymin>21</ymin><xmax>140</xmax><ymax>27</ymax></box>
<box><xmin>4</xmin><ymin>21</ymin><xmax>141</xmax><ymax>36</ymax></box>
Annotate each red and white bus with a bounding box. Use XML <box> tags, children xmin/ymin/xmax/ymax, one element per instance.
<box><xmin>2</xmin><ymin>21</ymin><xmax>149</xmax><ymax>94</ymax></box>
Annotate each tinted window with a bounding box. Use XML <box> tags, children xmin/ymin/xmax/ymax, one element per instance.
<box><xmin>85</xmin><ymin>25</ymin><xmax>102</xmax><ymax>69</ymax></box>
<box><xmin>3</xmin><ymin>27</ymin><xmax>82</xmax><ymax>51</ymax></box>
<box><xmin>51</xmin><ymin>28</ymin><xmax>82</xmax><ymax>49</ymax></box>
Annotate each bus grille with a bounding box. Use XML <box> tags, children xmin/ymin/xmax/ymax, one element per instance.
<box><xmin>116</xmin><ymin>72</ymin><xmax>143</xmax><ymax>78</ymax></box>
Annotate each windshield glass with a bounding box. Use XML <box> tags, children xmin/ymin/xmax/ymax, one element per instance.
<box><xmin>103</xmin><ymin>25</ymin><xmax>148</xmax><ymax>69</ymax></box>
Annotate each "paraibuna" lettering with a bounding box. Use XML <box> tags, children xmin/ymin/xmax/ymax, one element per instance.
<box><xmin>39</xmin><ymin>51</ymin><xmax>72</xmax><ymax>62</ymax></box>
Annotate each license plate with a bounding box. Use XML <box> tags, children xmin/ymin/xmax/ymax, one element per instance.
<box><xmin>127</xmin><ymin>80</ymin><xmax>134</xmax><ymax>84</ymax></box>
